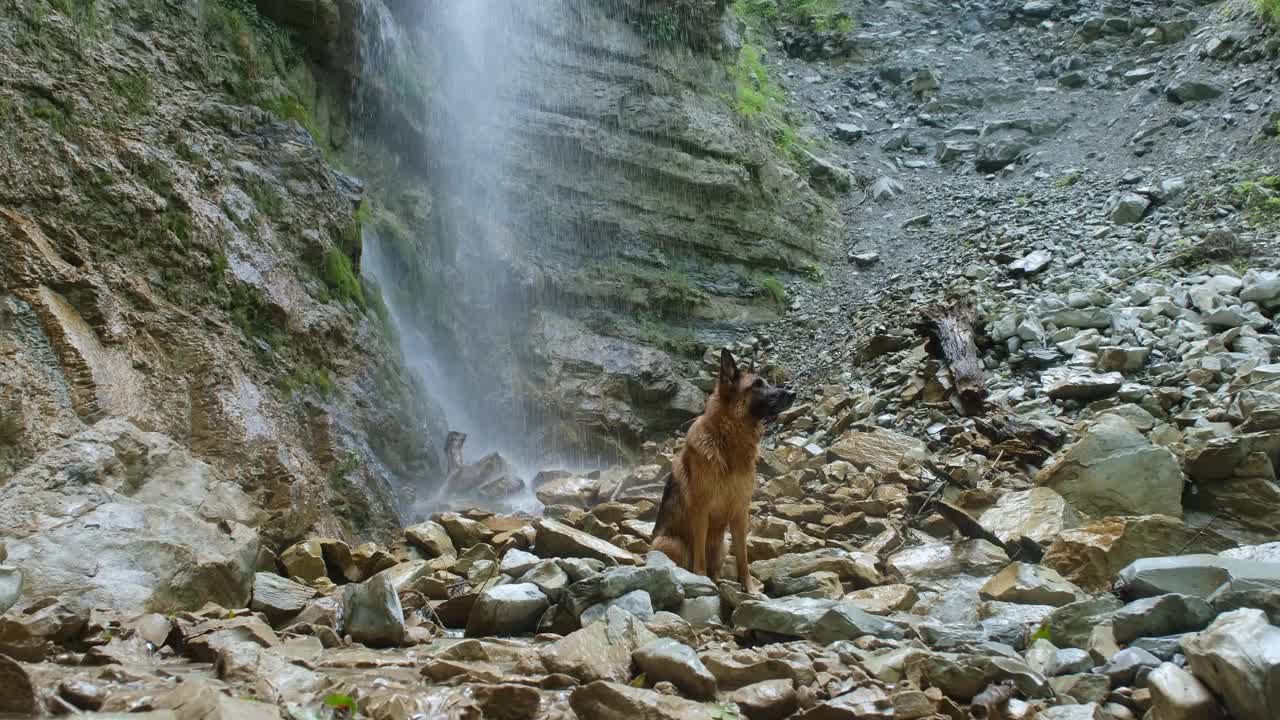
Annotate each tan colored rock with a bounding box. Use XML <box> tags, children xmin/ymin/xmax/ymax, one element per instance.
<box><xmin>979</xmin><ymin>562</ymin><xmax>1082</xmax><ymax>607</ymax></box>
<box><xmin>729</xmin><ymin>679</ymin><xmax>799</xmax><ymax>720</ymax></box>
<box><xmin>979</xmin><ymin>487</ymin><xmax>1080</xmax><ymax>544</ymax></box>
<box><xmin>534</xmin><ymin>518</ymin><xmax>638</xmax><ymax>566</ymax></box>
<box><xmin>569</xmin><ymin>681</ymin><xmax>708</xmax><ymax>720</ymax></box>
<box><xmin>280</xmin><ymin>541</ymin><xmax>327</xmax><ymax>583</ymax></box>
<box><xmin>1043</xmin><ymin>515</ymin><xmax>1231</xmax><ymax>592</ymax></box>
<box><xmin>841</xmin><ymin>584</ymin><xmax>919</xmax><ymax>615</ymax></box>
<box><xmin>535</xmin><ymin>476</ymin><xmax>601</xmax><ymax>508</ymax></box>
<box><xmin>540</xmin><ymin>606</ymin><xmax>656</xmax><ymax>683</ymax></box>
<box><xmin>827</xmin><ymin>427</ymin><xmax>927</xmax><ymax>475</ymax></box>
<box><xmin>405</xmin><ymin>521</ymin><xmax>458</xmax><ymax>559</ymax></box>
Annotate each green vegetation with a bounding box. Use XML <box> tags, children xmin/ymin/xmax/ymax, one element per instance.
<box><xmin>49</xmin><ymin>0</ymin><xmax>97</xmax><ymax>31</ymax></box>
<box><xmin>323</xmin><ymin>693</ymin><xmax>357</xmax><ymax>713</ymax></box>
<box><xmin>202</xmin><ymin>0</ymin><xmax>302</xmax><ymax>102</ymax></box>
<box><xmin>630</xmin><ymin>10</ymin><xmax>681</xmax><ymax>44</ymax></box>
<box><xmin>29</xmin><ymin>98</ymin><xmax>73</xmax><ymax>137</ymax></box>
<box><xmin>730</xmin><ymin>44</ymin><xmax>786</xmax><ymax>117</ymax></box>
<box><xmin>243</xmin><ymin>176</ymin><xmax>284</xmax><ymax>221</ymax></box>
<box><xmin>803</xmin><ymin>263</ymin><xmax>824</xmax><ymax>281</ymax></box>
<box><xmin>734</xmin><ymin>0</ymin><xmax>854</xmax><ymax>31</ymax></box>
<box><xmin>258</xmin><ymin>94</ymin><xmax>321</xmax><ymax>140</ymax></box>
<box><xmin>323</xmin><ymin>247</ymin><xmax>367</xmax><ymax>310</ymax></box>
<box><xmin>1257</xmin><ymin>0</ymin><xmax>1280</xmax><ymax>25</ymax></box>
<box><xmin>758</xmin><ymin>274</ymin><xmax>787</xmax><ymax>305</ymax></box>
<box><xmin>279</xmin><ymin>365</ymin><xmax>334</xmax><ymax>398</ymax></box>
<box><xmin>341</xmin><ymin>199</ymin><xmax>371</xmax><ymax>256</ymax></box>
<box><xmin>110</xmin><ymin>72</ymin><xmax>152</xmax><ymax>115</ymax></box>
<box><xmin>1015</xmin><ymin>194</ymin><xmax>1030</xmax><ymax>206</ymax></box>
<box><xmin>1054</xmin><ymin>172</ymin><xmax>1080</xmax><ymax>188</ymax></box>
<box><xmin>1232</xmin><ymin>176</ymin><xmax>1280</xmax><ymax>226</ymax></box>
<box><xmin>0</xmin><ymin>407</ymin><xmax>22</xmax><ymax>446</ymax></box>
<box><xmin>227</xmin><ymin>282</ymin><xmax>282</xmax><ymax>346</ymax></box>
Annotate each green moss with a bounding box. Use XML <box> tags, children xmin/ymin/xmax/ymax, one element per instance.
<box><xmin>630</xmin><ymin>10</ymin><xmax>681</xmax><ymax>44</ymax></box>
<box><xmin>49</xmin><ymin>0</ymin><xmax>97</xmax><ymax>30</ymax></box>
<box><xmin>1054</xmin><ymin>172</ymin><xmax>1080</xmax><ymax>188</ymax></box>
<box><xmin>227</xmin><ymin>282</ymin><xmax>282</xmax><ymax>345</ymax></box>
<box><xmin>340</xmin><ymin>199</ymin><xmax>371</xmax><ymax>256</ymax></box>
<box><xmin>279</xmin><ymin>365</ymin><xmax>334</xmax><ymax>398</ymax></box>
<box><xmin>0</xmin><ymin>407</ymin><xmax>22</xmax><ymax>446</ymax></box>
<box><xmin>202</xmin><ymin>0</ymin><xmax>302</xmax><ymax>102</ymax></box>
<box><xmin>735</xmin><ymin>0</ymin><xmax>853</xmax><ymax>30</ymax></box>
<box><xmin>30</xmin><ymin>98</ymin><xmax>73</xmax><ymax>137</ymax></box>
<box><xmin>1257</xmin><ymin>0</ymin><xmax>1280</xmax><ymax>24</ymax></box>
<box><xmin>758</xmin><ymin>274</ymin><xmax>787</xmax><ymax>305</ymax></box>
<box><xmin>323</xmin><ymin>247</ymin><xmax>366</xmax><ymax>309</ymax></box>
<box><xmin>110</xmin><ymin>73</ymin><xmax>152</xmax><ymax>115</ymax></box>
<box><xmin>243</xmin><ymin>176</ymin><xmax>284</xmax><ymax>221</ymax></box>
<box><xmin>259</xmin><ymin>94</ymin><xmax>322</xmax><ymax>144</ymax></box>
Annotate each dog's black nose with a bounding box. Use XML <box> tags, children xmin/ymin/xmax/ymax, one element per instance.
<box><xmin>781</xmin><ymin>388</ymin><xmax>796</xmax><ymax>403</ymax></box>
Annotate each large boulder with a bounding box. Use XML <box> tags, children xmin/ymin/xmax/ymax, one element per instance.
<box><xmin>827</xmin><ymin>427</ymin><xmax>927</xmax><ymax>475</ymax></box>
<box><xmin>1147</xmin><ymin>662</ymin><xmax>1224</xmax><ymax>720</ymax></box>
<box><xmin>465</xmin><ymin>583</ymin><xmax>549</xmax><ymax>637</ymax></box>
<box><xmin>1116</xmin><ymin>555</ymin><xmax>1280</xmax><ymax>600</ymax></box>
<box><xmin>339</xmin><ymin>571</ymin><xmax>405</xmax><ymax>647</ymax></box>
<box><xmin>1184</xmin><ymin>432</ymin><xmax>1280</xmax><ymax>544</ymax></box>
<box><xmin>632</xmin><ymin>638</ymin><xmax>717</xmax><ymax>699</ymax></box>
<box><xmin>979</xmin><ymin>562</ymin><xmax>1082</xmax><ymax>607</ymax></box>
<box><xmin>1181</xmin><ymin>609</ymin><xmax>1280</xmax><ymax>720</ymax></box>
<box><xmin>535</xmin><ymin>519</ymin><xmax>638</xmax><ymax>566</ymax></box>
<box><xmin>540</xmin><ymin>605</ymin><xmax>657</xmax><ymax>683</ymax></box>
<box><xmin>1036</xmin><ymin>416</ymin><xmax>1183</xmax><ymax>519</ymax></box>
<box><xmin>1044</xmin><ymin>516</ymin><xmax>1230</xmax><ymax>592</ymax></box>
<box><xmin>978</xmin><ymin>487</ymin><xmax>1081</xmax><ymax>544</ymax></box>
<box><xmin>0</xmin><ymin>419</ymin><xmax>261</xmax><ymax>613</ymax></box>
<box><xmin>250</xmin><ymin>573</ymin><xmax>316</xmax><ymax>623</ymax></box>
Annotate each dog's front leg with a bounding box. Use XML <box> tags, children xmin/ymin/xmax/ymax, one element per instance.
<box><xmin>689</xmin><ymin>511</ymin><xmax>710</xmax><ymax>576</ymax></box>
<box><xmin>731</xmin><ymin>509</ymin><xmax>754</xmax><ymax>594</ymax></box>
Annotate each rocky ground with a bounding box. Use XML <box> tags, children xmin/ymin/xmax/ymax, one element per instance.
<box><xmin>7</xmin><ymin>0</ymin><xmax>1280</xmax><ymax>719</ymax></box>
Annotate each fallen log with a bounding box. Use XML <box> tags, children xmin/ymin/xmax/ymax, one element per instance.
<box><xmin>919</xmin><ymin>294</ymin><xmax>987</xmax><ymax>416</ymax></box>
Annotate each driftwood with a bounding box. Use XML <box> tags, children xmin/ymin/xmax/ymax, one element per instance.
<box><xmin>920</xmin><ymin>294</ymin><xmax>987</xmax><ymax>416</ymax></box>
<box><xmin>446</xmin><ymin>431</ymin><xmax>467</xmax><ymax>475</ymax></box>
<box><xmin>970</xmin><ymin>681</ymin><xmax>1017</xmax><ymax>719</ymax></box>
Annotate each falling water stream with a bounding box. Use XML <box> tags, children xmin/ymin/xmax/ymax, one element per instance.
<box><xmin>354</xmin><ymin>1</ymin><xmax>598</xmax><ymax>512</ymax></box>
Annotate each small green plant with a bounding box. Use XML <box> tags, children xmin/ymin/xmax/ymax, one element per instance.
<box><xmin>1054</xmin><ymin>172</ymin><xmax>1080</xmax><ymax>188</ymax></box>
<box><xmin>731</xmin><ymin>44</ymin><xmax>785</xmax><ymax>117</ymax></box>
<box><xmin>340</xmin><ymin>199</ymin><xmax>371</xmax><ymax>256</ymax></box>
<box><xmin>630</xmin><ymin>11</ymin><xmax>680</xmax><ymax>44</ymax></box>
<box><xmin>110</xmin><ymin>73</ymin><xmax>152</xmax><ymax>115</ymax></box>
<box><xmin>323</xmin><ymin>247</ymin><xmax>366</xmax><ymax>309</ymax></box>
<box><xmin>30</xmin><ymin>98</ymin><xmax>72</xmax><ymax>137</ymax></box>
<box><xmin>758</xmin><ymin>274</ymin><xmax>786</xmax><ymax>305</ymax></box>
<box><xmin>1014</xmin><ymin>194</ymin><xmax>1030</xmax><ymax>206</ymax></box>
<box><xmin>803</xmin><ymin>263</ymin><xmax>823</xmax><ymax>281</ymax></box>
<box><xmin>227</xmin><ymin>283</ymin><xmax>282</xmax><ymax>346</ymax></box>
<box><xmin>49</xmin><ymin>0</ymin><xmax>97</xmax><ymax>30</ymax></box>
<box><xmin>735</xmin><ymin>0</ymin><xmax>852</xmax><ymax>31</ymax></box>
<box><xmin>203</xmin><ymin>0</ymin><xmax>302</xmax><ymax>102</ymax></box>
<box><xmin>279</xmin><ymin>365</ymin><xmax>335</xmax><ymax>398</ymax></box>
<box><xmin>243</xmin><ymin>177</ymin><xmax>284</xmax><ymax>220</ymax></box>
<box><xmin>258</xmin><ymin>95</ymin><xmax>321</xmax><ymax>143</ymax></box>
<box><xmin>323</xmin><ymin>692</ymin><xmax>357</xmax><ymax>716</ymax></box>
<box><xmin>709</xmin><ymin>703</ymin><xmax>743</xmax><ymax>720</ymax></box>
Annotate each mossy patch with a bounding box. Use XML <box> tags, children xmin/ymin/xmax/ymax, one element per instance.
<box><xmin>323</xmin><ymin>247</ymin><xmax>366</xmax><ymax>310</ymax></box>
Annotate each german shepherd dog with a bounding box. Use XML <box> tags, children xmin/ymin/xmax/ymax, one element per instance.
<box><xmin>652</xmin><ymin>349</ymin><xmax>796</xmax><ymax>592</ymax></box>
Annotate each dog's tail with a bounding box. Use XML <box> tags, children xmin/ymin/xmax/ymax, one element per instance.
<box><xmin>651</xmin><ymin>470</ymin><xmax>677</xmax><ymax>538</ymax></box>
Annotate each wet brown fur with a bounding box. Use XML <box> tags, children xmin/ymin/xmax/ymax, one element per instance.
<box><xmin>651</xmin><ymin>351</ymin><xmax>791</xmax><ymax>593</ymax></box>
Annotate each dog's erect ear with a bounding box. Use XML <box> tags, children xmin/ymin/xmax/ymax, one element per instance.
<box><xmin>719</xmin><ymin>348</ymin><xmax>739</xmax><ymax>387</ymax></box>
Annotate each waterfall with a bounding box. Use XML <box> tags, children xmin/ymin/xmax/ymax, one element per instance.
<box><xmin>352</xmin><ymin>1</ymin><xmax>588</xmax><ymax>513</ymax></box>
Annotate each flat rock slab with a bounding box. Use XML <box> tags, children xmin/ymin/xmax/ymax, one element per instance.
<box><xmin>1117</xmin><ymin>554</ymin><xmax>1280</xmax><ymax>599</ymax></box>
<box><xmin>250</xmin><ymin>572</ymin><xmax>316</xmax><ymax>623</ymax></box>
<box><xmin>569</xmin><ymin>681</ymin><xmax>709</xmax><ymax>720</ymax></box>
<box><xmin>632</xmin><ymin>638</ymin><xmax>717</xmax><ymax>699</ymax></box>
<box><xmin>535</xmin><ymin>519</ymin><xmax>638</xmax><ymax>566</ymax></box>
<box><xmin>540</xmin><ymin>605</ymin><xmax>656</xmax><ymax>683</ymax></box>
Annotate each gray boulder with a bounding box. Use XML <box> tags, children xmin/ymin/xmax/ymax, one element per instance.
<box><xmin>1117</xmin><ymin>555</ymin><xmax>1280</xmax><ymax>599</ymax></box>
<box><xmin>0</xmin><ymin>419</ymin><xmax>260</xmax><ymax>614</ymax></box>
<box><xmin>541</xmin><ymin>605</ymin><xmax>657</xmax><ymax>683</ymax></box>
<box><xmin>1108</xmin><ymin>192</ymin><xmax>1151</xmax><ymax>224</ymax></box>
<box><xmin>1147</xmin><ymin>662</ymin><xmax>1224</xmax><ymax>720</ymax></box>
<box><xmin>811</xmin><ymin>603</ymin><xmax>906</xmax><ymax>643</ymax></box>
<box><xmin>250</xmin><ymin>573</ymin><xmax>316</xmax><ymax>624</ymax></box>
<box><xmin>465</xmin><ymin>583</ymin><xmax>549</xmax><ymax>637</ymax></box>
<box><xmin>1036</xmin><ymin>415</ymin><xmax>1183</xmax><ymax>519</ymax></box>
<box><xmin>1167</xmin><ymin>79</ymin><xmax>1225</xmax><ymax>103</ymax></box>
<box><xmin>632</xmin><ymin>638</ymin><xmax>717</xmax><ymax>699</ymax></box>
<box><xmin>581</xmin><ymin>589</ymin><xmax>654</xmax><ymax>626</ymax></box>
<box><xmin>562</xmin><ymin>559</ymin><xmax>681</xmax><ymax>616</ymax></box>
<box><xmin>1112</xmin><ymin>593</ymin><xmax>1216</xmax><ymax>643</ymax></box>
<box><xmin>1181</xmin><ymin>609</ymin><xmax>1280</xmax><ymax>720</ymax></box>
<box><xmin>340</xmin><ymin>571</ymin><xmax>405</xmax><ymax>647</ymax></box>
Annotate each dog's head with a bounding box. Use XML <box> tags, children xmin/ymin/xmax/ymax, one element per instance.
<box><xmin>715</xmin><ymin>348</ymin><xmax>796</xmax><ymax>424</ymax></box>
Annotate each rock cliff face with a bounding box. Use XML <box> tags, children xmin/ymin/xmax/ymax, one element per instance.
<box><xmin>0</xmin><ymin>0</ymin><xmax>441</xmax><ymax>540</ymax></box>
<box><xmin>354</xmin><ymin>0</ymin><xmax>839</xmax><ymax>462</ymax></box>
